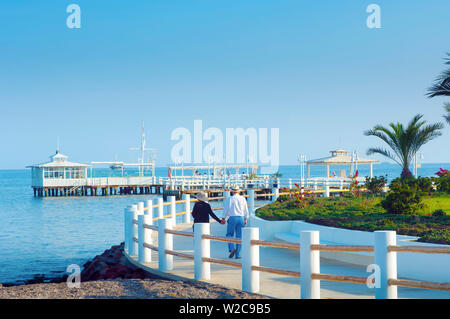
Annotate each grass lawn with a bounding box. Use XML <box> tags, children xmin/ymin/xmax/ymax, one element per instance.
<box><xmin>256</xmin><ymin>193</ymin><xmax>450</xmax><ymax>244</ymax></box>
<box><xmin>422</xmin><ymin>194</ymin><xmax>450</xmax><ymax>214</ymax></box>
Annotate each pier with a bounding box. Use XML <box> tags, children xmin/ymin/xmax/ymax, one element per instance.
<box><xmin>28</xmin><ymin>150</ymin><xmax>370</xmax><ymax>198</ymax></box>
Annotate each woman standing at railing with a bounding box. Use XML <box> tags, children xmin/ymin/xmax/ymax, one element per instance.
<box><xmin>191</xmin><ymin>192</ymin><xmax>225</xmax><ymax>231</ymax></box>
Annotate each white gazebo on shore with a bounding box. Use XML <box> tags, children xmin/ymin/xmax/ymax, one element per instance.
<box><xmin>306</xmin><ymin>150</ymin><xmax>379</xmax><ymax>179</ymax></box>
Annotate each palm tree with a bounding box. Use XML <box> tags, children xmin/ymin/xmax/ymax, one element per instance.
<box><xmin>427</xmin><ymin>53</ymin><xmax>450</xmax><ymax>124</ymax></box>
<box><xmin>364</xmin><ymin>114</ymin><xmax>444</xmax><ymax>179</ymax></box>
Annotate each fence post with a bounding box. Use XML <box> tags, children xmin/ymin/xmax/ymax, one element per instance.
<box><xmin>272</xmin><ymin>187</ymin><xmax>279</xmax><ymax>201</ymax></box>
<box><xmin>141</xmin><ymin>202</ymin><xmax>153</xmax><ymax>262</ymax></box>
<box><xmin>170</xmin><ymin>195</ymin><xmax>177</xmax><ymax>226</ymax></box>
<box><xmin>145</xmin><ymin>199</ymin><xmax>153</xmax><ymax>216</ymax></box>
<box><xmin>248</xmin><ymin>189</ymin><xmax>255</xmax><ymax>215</ymax></box>
<box><xmin>158</xmin><ymin>197</ymin><xmax>164</xmax><ymax>219</ymax></box>
<box><xmin>242</xmin><ymin>227</ymin><xmax>260</xmax><ymax>293</ymax></box>
<box><xmin>138</xmin><ymin>201</ymin><xmax>145</xmax><ymax>214</ymax></box>
<box><xmin>289</xmin><ymin>178</ymin><xmax>293</xmax><ymax>189</ymax></box>
<box><xmin>158</xmin><ymin>218</ymin><xmax>173</xmax><ymax>271</ymax></box>
<box><xmin>324</xmin><ymin>181</ymin><xmax>330</xmax><ymax>197</ymax></box>
<box><xmin>129</xmin><ymin>205</ymin><xmax>139</xmax><ymax>257</ymax></box>
<box><xmin>300</xmin><ymin>231</ymin><xmax>320</xmax><ymax>299</ymax></box>
<box><xmin>194</xmin><ymin>223</ymin><xmax>210</xmax><ymax>280</ymax></box>
<box><xmin>138</xmin><ymin>214</ymin><xmax>152</xmax><ymax>263</ymax></box>
<box><xmin>374</xmin><ymin>231</ymin><xmax>398</xmax><ymax>299</ymax></box>
<box><xmin>184</xmin><ymin>194</ymin><xmax>191</xmax><ymax>224</ymax></box>
<box><xmin>124</xmin><ymin>205</ymin><xmax>133</xmax><ymax>252</ymax></box>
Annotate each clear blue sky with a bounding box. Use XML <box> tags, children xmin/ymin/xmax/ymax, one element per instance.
<box><xmin>0</xmin><ymin>0</ymin><xmax>449</xmax><ymax>169</ymax></box>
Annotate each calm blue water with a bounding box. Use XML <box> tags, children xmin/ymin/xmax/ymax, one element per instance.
<box><xmin>0</xmin><ymin>163</ymin><xmax>448</xmax><ymax>284</ymax></box>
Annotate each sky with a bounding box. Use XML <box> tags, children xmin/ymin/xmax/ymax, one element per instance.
<box><xmin>0</xmin><ymin>0</ymin><xmax>449</xmax><ymax>169</ymax></box>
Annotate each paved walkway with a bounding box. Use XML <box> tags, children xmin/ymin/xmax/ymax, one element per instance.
<box><xmin>126</xmin><ymin>220</ymin><xmax>450</xmax><ymax>299</ymax></box>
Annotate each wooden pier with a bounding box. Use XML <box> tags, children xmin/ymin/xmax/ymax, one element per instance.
<box><xmin>33</xmin><ymin>184</ymin><xmax>165</xmax><ymax>198</ymax></box>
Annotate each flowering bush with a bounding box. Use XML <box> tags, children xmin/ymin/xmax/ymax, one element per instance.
<box><xmin>281</xmin><ymin>183</ymin><xmax>310</xmax><ymax>208</ymax></box>
<box><xmin>347</xmin><ymin>170</ymin><xmax>362</xmax><ymax>197</ymax></box>
<box><xmin>433</xmin><ymin>168</ymin><xmax>450</xmax><ymax>194</ymax></box>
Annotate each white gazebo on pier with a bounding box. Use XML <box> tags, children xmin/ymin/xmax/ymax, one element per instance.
<box><xmin>306</xmin><ymin>149</ymin><xmax>379</xmax><ymax>179</ymax></box>
<box><xmin>28</xmin><ymin>150</ymin><xmax>91</xmax><ymax>187</ymax></box>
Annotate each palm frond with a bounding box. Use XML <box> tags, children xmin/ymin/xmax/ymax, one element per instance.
<box><xmin>366</xmin><ymin>147</ymin><xmax>401</xmax><ymax>166</ymax></box>
<box><xmin>445</xmin><ymin>103</ymin><xmax>450</xmax><ymax>124</ymax></box>
<box><xmin>427</xmin><ymin>53</ymin><xmax>450</xmax><ymax>98</ymax></box>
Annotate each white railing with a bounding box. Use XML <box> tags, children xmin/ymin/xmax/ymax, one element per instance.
<box><xmin>123</xmin><ymin>190</ymin><xmax>450</xmax><ymax>299</ymax></box>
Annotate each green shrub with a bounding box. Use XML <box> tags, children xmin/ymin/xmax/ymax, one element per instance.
<box><xmin>381</xmin><ymin>178</ymin><xmax>424</xmax><ymax>215</ymax></box>
<box><xmin>432</xmin><ymin>209</ymin><xmax>446</xmax><ymax>217</ymax></box>
<box><xmin>364</xmin><ymin>175</ymin><xmax>387</xmax><ymax>195</ymax></box>
<box><xmin>418</xmin><ymin>229</ymin><xmax>450</xmax><ymax>245</ymax></box>
<box><xmin>416</xmin><ymin>177</ymin><xmax>434</xmax><ymax>195</ymax></box>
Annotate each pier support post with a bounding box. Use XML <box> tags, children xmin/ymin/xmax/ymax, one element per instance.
<box><xmin>242</xmin><ymin>227</ymin><xmax>260</xmax><ymax>293</ymax></box>
<box><xmin>158</xmin><ymin>218</ymin><xmax>173</xmax><ymax>271</ymax></box>
<box><xmin>157</xmin><ymin>197</ymin><xmax>164</xmax><ymax>219</ymax></box>
<box><xmin>375</xmin><ymin>231</ymin><xmax>398</xmax><ymax>299</ymax></box>
<box><xmin>300</xmin><ymin>231</ymin><xmax>320</xmax><ymax>299</ymax></box>
<box><xmin>138</xmin><ymin>214</ymin><xmax>152</xmax><ymax>263</ymax></box>
<box><xmin>170</xmin><ymin>196</ymin><xmax>176</xmax><ymax>226</ymax></box>
<box><xmin>184</xmin><ymin>194</ymin><xmax>191</xmax><ymax>224</ymax></box>
<box><xmin>194</xmin><ymin>223</ymin><xmax>210</xmax><ymax>280</ymax></box>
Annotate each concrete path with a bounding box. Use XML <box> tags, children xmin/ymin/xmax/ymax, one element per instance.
<box><xmin>127</xmin><ymin>220</ymin><xmax>450</xmax><ymax>299</ymax></box>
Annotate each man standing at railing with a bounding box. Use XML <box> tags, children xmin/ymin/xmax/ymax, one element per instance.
<box><xmin>221</xmin><ymin>186</ymin><xmax>249</xmax><ymax>259</ymax></box>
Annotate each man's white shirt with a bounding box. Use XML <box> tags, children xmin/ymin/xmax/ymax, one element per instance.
<box><xmin>223</xmin><ymin>194</ymin><xmax>249</xmax><ymax>219</ymax></box>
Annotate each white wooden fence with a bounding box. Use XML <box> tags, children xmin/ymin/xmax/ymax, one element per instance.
<box><xmin>123</xmin><ymin>191</ymin><xmax>450</xmax><ymax>299</ymax></box>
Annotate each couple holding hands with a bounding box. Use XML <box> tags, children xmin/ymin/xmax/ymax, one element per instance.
<box><xmin>191</xmin><ymin>186</ymin><xmax>249</xmax><ymax>260</ymax></box>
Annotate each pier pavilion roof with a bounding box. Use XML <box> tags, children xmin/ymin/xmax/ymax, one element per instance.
<box><xmin>307</xmin><ymin>150</ymin><xmax>379</xmax><ymax>165</ymax></box>
<box><xmin>27</xmin><ymin>151</ymin><xmax>91</xmax><ymax>168</ymax></box>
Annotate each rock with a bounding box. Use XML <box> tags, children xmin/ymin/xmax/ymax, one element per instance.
<box><xmin>79</xmin><ymin>242</ymin><xmax>159</xmax><ymax>282</ymax></box>
<box><xmin>3</xmin><ymin>242</ymin><xmax>159</xmax><ymax>287</ymax></box>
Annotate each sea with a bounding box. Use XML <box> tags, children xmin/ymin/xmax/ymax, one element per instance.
<box><xmin>0</xmin><ymin>163</ymin><xmax>448</xmax><ymax>285</ymax></box>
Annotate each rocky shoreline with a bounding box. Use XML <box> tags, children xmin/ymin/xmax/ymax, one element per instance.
<box><xmin>0</xmin><ymin>243</ymin><xmax>268</xmax><ymax>299</ymax></box>
<box><xmin>1</xmin><ymin>242</ymin><xmax>160</xmax><ymax>287</ymax></box>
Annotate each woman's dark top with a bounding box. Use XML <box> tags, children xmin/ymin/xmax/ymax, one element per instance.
<box><xmin>191</xmin><ymin>201</ymin><xmax>221</xmax><ymax>223</ymax></box>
